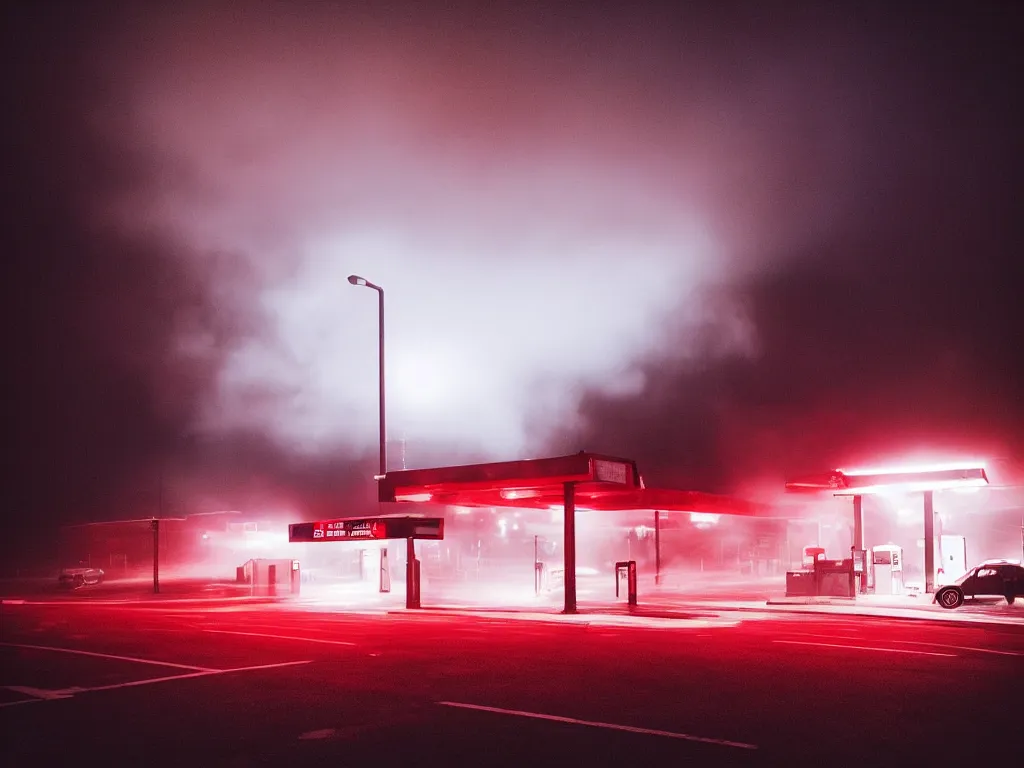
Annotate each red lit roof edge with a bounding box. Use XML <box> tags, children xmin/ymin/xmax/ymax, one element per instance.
<box><xmin>378</xmin><ymin>452</ymin><xmax>641</xmax><ymax>497</ymax></box>
<box><xmin>786</xmin><ymin>466</ymin><xmax>990</xmax><ymax>495</ymax></box>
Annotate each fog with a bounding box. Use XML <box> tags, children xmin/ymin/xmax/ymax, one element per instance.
<box><xmin>6</xmin><ymin>3</ymin><xmax>1022</xmax><ymax>563</ymax></box>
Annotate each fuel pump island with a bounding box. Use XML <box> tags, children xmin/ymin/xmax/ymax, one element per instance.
<box><xmin>288</xmin><ymin>515</ymin><xmax>444</xmax><ymax>608</ymax></box>
<box><xmin>785</xmin><ymin>463</ymin><xmax>987</xmax><ymax>599</ymax></box>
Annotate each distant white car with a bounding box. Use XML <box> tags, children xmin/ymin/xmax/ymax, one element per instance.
<box><xmin>934</xmin><ymin>560</ymin><xmax>1024</xmax><ymax>609</ymax></box>
<box><xmin>58</xmin><ymin>568</ymin><xmax>105</xmax><ymax>589</ymax></box>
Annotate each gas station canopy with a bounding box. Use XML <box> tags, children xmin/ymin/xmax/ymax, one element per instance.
<box><xmin>378</xmin><ymin>451</ymin><xmax>768</xmax><ymax>516</ymax></box>
<box><xmin>378</xmin><ymin>451</ymin><xmax>771</xmax><ymax>614</ymax></box>
<box><xmin>785</xmin><ymin>463</ymin><xmax>988</xmax><ymax>496</ymax></box>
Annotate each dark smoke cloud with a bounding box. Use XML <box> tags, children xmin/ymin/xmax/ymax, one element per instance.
<box><xmin>5</xmin><ymin>1</ymin><xmax>1023</xmax><ymax>567</ymax></box>
<box><xmin>533</xmin><ymin>3</ymin><xmax>1024</xmax><ymax>494</ymax></box>
<box><xmin>1</xmin><ymin>5</ymin><xmax>270</xmax><ymax>558</ymax></box>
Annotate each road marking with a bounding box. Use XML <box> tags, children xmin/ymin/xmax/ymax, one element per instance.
<box><xmin>298</xmin><ymin>728</ymin><xmax>337</xmax><ymax>740</ymax></box>
<box><xmin>203</xmin><ymin>629</ymin><xmax>356</xmax><ymax>646</ymax></box>
<box><xmin>0</xmin><ymin>660</ymin><xmax>312</xmax><ymax>708</ymax></box>
<box><xmin>0</xmin><ymin>642</ymin><xmax>215</xmax><ymax>671</ymax></box>
<box><xmin>773</xmin><ymin>640</ymin><xmax>956</xmax><ymax>657</ymax></box>
<box><xmin>891</xmin><ymin>640</ymin><xmax>1024</xmax><ymax>657</ymax></box>
<box><xmin>6</xmin><ymin>686</ymin><xmax>75</xmax><ymax>700</ymax></box>
<box><xmin>85</xmin><ymin>660</ymin><xmax>313</xmax><ymax>692</ymax></box>
<box><xmin>9</xmin><ymin>597</ymin><xmax>272</xmax><ymax>607</ymax></box>
<box><xmin>219</xmin><ymin>622</ymin><xmax>362</xmax><ymax>635</ymax></box>
<box><xmin>784</xmin><ymin>632</ymin><xmax>864</xmax><ymax>641</ymax></box>
<box><xmin>436</xmin><ymin>701</ymin><xmax>758</xmax><ymax>750</ymax></box>
<box><xmin>1</xmin><ymin>693</ymin><xmax>66</xmax><ymax>707</ymax></box>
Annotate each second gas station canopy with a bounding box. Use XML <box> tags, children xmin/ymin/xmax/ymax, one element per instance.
<box><xmin>783</xmin><ymin>461</ymin><xmax>991</xmax><ymax>595</ymax></box>
<box><xmin>785</xmin><ymin>464</ymin><xmax>989</xmax><ymax>496</ymax></box>
<box><xmin>377</xmin><ymin>451</ymin><xmax>769</xmax><ymax>516</ymax></box>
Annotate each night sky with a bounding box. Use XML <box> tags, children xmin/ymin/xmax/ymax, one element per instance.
<box><xmin>4</xmin><ymin>1</ymin><xmax>1022</xmax><ymax>559</ymax></box>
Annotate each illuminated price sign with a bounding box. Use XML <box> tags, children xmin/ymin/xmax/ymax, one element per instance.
<box><xmin>316</xmin><ymin>519</ymin><xmax>383</xmax><ymax>540</ymax></box>
<box><xmin>289</xmin><ymin>517</ymin><xmax>444</xmax><ymax>543</ymax></box>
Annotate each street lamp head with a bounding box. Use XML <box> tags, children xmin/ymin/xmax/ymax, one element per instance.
<box><xmin>347</xmin><ymin>275</ymin><xmax>368</xmax><ymax>286</ymax></box>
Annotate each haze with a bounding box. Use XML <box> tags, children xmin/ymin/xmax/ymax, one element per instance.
<box><xmin>5</xmin><ymin>2</ymin><xmax>1022</xmax><ymax>556</ymax></box>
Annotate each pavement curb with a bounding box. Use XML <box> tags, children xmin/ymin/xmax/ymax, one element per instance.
<box><xmin>0</xmin><ymin>595</ymin><xmax>289</xmax><ymax>607</ymax></box>
<box><xmin>710</xmin><ymin>601</ymin><xmax>1024</xmax><ymax>629</ymax></box>
<box><xmin>378</xmin><ymin>602</ymin><xmax>1024</xmax><ymax>630</ymax></box>
<box><xmin>388</xmin><ymin>609</ymin><xmax>599</xmax><ymax>629</ymax></box>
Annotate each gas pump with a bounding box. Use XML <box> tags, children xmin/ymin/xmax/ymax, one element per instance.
<box><xmin>871</xmin><ymin>544</ymin><xmax>904</xmax><ymax>595</ymax></box>
<box><xmin>917</xmin><ymin>534</ymin><xmax>969</xmax><ymax>587</ymax></box>
<box><xmin>359</xmin><ymin>548</ymin><xmax>374</xmax><ymax>582</ymax></box>
<box><xmin>939</xmin><ymin>534</ymin><xmax>967</xmax><ymax>585</ymax></box>
<box><xmin>802</xmin><ymin>546</ymin><xmax>826</xmax><ymax>568</ymax></box>
<box><xmin>851</xmin><ymin>547</ymin><xmax>868</xmax><ymax>594</ymax></box>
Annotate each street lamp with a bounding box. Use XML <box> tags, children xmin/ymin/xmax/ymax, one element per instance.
<box><xmin>347</xmin><ymin>274</ymin><xmax>386</xmax><ymax>478</ymax></box>
<box><xmin>348</xmin><ymin>274</ymin><xmax>416</xmax><ymax>605</ymax></box>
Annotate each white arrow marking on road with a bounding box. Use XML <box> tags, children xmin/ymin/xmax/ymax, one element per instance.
<box><xmin>0</xmin><ymin>642</ymin><xmax>215</xmax><ymax>671</ymax></box>
<box><xmin>0</xmin><ymin>660</ymin><xmax>312</xmax><ymax>708</ymax></box>
<box><xmin>5</xmin><ymin>686</ymin><xmax>79</xmax><ymax>700</ymax></box>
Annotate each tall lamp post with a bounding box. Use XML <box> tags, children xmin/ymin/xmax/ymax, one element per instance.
<box><xmin>347</xmin><ymin>275</ymin><xmax>416</xmax><ymax>604</ymax></box>
<box><xmin>347</xmin><ymin>275</ymin><xmax>386</xmax><ymax>478</ymax></box>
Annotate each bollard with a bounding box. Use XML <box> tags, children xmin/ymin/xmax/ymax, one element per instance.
<box><xmin>380</xmin><ymin>548</ymin><xmax>391</xmax><ymax>593</ymax></box>
<box><xmin>615</xmin><ymin>560</ymin><xmax>638</xmax><ymax>606</ymax></box>
<box><xmin>408</xmin><ymin>558</ymin><xmax>421</xmax><ymax>608</ymax></box>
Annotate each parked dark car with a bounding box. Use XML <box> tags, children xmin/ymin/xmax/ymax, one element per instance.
<box><xmin>58</xmin><ymin>567</ymin><xmax>105</xmax><ymax>589</ymax></box>
<box><xmin>934</xmin><ymin>560</ymin><xmax>1024</xmax><ymax>609</ymax></box>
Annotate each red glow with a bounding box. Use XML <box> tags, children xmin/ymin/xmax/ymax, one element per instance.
<box><xmin>787</xmin><ymin>459</ymin><xmax>992</xmax><ymax>497</ymax></box>
<box><xmin>836</xmin><ymin>466</ymin><xmax>988</xmax><ymax>496</ymax></box>
<box><xmin>381</xmin><ymin>453</ymin><xmax>771</xmax><ymax>516</ymax></box>
<box><xmin>835</xmin><ymin>479</ymin><xmax>988</xmax><ymax>496</ymax></box>
<box><xmin>837</xmin><ymin>460</ymin><xmax>987</xmax><ymax>476</ymax></box>
<box><xmin>395</xmin><ymin>492</ymin><xmax>432</xmax><ymax>502</ymax></box>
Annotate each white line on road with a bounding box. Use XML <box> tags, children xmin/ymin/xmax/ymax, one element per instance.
<box><xmin>217</xmin><ymin>622</ymin><xmax>362</xmax><ymax>636</ymax></box>
<box><xmin>891</xmin><ymin>640</ymin><xmax>1024</xmax><ymax>657</ymax></box>
<box><xmin>298</xmin><ymin>728</ymin><xmax>338</xmax><ymax>740</ymax></box>
<box><xmin>6</xmin><ymin>686</ymin><xmax>75</xmax><ymax>700</ymax></box>
<box><xmin>0</xmin><ymin>660</ymin><xmax>312</xmax><ymax>708</ymax></box>
<box><xmin>7</xmin><ymin>597</ymin><xmax>270</xmax><ymax>607</ymax></box>
<box><xmin>203</xmin><ymin>629</ymin><xmax>356</xmax><ymax>646</ymax></box>
<box><xmin>436</xmin><ymin>701</ymin><xmax>758</xmax><ymax>750</ymax></box>
<box><xmin>86</xmin><ymin>659</ymin><xmax>313</xmax><ymax>692</ymax></box>
<box><xmin>773</xmin><ymin>640</ymin><xmax>956</xmax><ymax>657</ymax></box>
<box><xmin>0</xmin><ymin>642</ymin><xmax>215</xmax><ymax>671</ymax></box>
